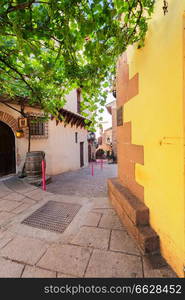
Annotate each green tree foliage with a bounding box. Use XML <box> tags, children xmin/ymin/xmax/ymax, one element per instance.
<box><xmin>0</xmin><ymin>0</ymin><xmax>155</xmax><ymax>129</ymax></box>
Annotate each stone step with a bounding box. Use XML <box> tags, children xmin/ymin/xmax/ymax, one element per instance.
<box><xmin>108</xmin><ymin>178</ymin><xmax>160</xmax><ymax>255</ymax></box>
<box><xmin>108</xmin><ymin>178</ymin><xmax>149</xmax><ymax>226</ymax></box>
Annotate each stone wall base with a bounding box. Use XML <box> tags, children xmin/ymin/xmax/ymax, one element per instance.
<box><xmin>108</xmin><ymin>178</ymin><xmax>160</xmax><ymax>255</ymax></box>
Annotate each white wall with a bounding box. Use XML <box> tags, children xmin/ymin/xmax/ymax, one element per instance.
<box><xmin>0</xmin><ymin>102</ymin><xmax>88</xmax><ymax>176</ymax></box>
<box><xmin>64</xmin><ymin>89</ymin><xmax>78</xmax><ymax>113</ymax></box>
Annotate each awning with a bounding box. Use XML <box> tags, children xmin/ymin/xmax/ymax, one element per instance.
<box><xmin>53</xmin><ymin>108</ymin><xmax>91</xmax><ymax>129</ymax></box>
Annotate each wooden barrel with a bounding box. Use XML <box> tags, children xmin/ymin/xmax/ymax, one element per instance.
<box><xmin>25</xmin><ymin>151</ymin><xmax>45</xmax><ymax>179</ymax></box>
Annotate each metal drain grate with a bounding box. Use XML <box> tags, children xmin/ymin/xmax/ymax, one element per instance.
<box><xmin>22</xmin><ymin>201</ymin><xmax>81</xmax><ymax>233</ymax></box>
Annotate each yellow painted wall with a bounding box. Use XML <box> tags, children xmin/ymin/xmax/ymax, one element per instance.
<box><xmin>124</xmin><ymin>0</ymin><xmax>185</xmax><ymax>277</ymax></box>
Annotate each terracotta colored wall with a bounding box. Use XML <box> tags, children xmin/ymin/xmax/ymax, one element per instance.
<box><xmin>116</xmin><ymin>54</ymin><xmax>144</xmax><ymax>201</ymax></box>
<box><xmin>116</xmin><ymin>0</ymin><xmax>185</xmax><ymax>277</ymax></box>
<box><xmin>111</xmin><ymin>102</ymin><xmax>117</xmax><ymax>157</ymax></box>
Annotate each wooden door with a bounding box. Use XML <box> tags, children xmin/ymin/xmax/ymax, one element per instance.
<box><xmin>88</xmin><ymin>144</ymin><xmax>91</xmax><ymax>162</ymax></box>
<box><xmin>80</xmin><ymin>142</ymin><xmax>84</xmax><ymax>167</ymax></box>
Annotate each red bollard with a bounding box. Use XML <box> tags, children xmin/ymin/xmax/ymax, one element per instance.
<box><xmin>91</xmin><ymin>162</ymin><xmax>94</xmax><ymax>176</ymax></box>
<box><xmin>42</xmin><ymin>159</ymin><xmax>46</xmax><ymax>191</ymax></box>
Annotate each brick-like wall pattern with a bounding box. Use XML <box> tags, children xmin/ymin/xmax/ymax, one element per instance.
<box><xmin>116</xmin><ymin>54</ymin><xmax>144</xmax><ymax>201</ymax></box>
<box><xmin>111</xmin><ymin>104</ymin><xmax>117</xmax><ymax>157</ymax></box>
<box><xmin>0</xmin><ymin>111</ymin><xmax>18</xmax><ymax>133</ymax></box>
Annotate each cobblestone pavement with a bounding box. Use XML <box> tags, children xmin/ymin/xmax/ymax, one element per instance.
<box><xmin>0</xmin><ymin>171</ymin><xmax>177</xmax><ymax>278</ymax></box>
<box><xmin>47</xmin><ymin>161</ymin><xmax>117</xmax><ymax>197</ymax></box>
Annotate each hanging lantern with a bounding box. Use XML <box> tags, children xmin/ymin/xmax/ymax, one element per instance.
<box><xmin>15</xmin><ymin>129</ymin><xmax>24</xmax><ymax>138</ymax></box>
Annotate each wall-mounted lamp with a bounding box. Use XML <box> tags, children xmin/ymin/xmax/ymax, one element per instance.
<box><xmin>163</xmin><ymin>0</ymin><xmax>168</xmax><ymax>15</ymax></box>
<box><xmin>15</xmin><ymin>129</ymin><xmax>24</xmax><ymax>138</ymax></box>
<box><xmin>87</xmin><ymin>132</ymin><xmax>95</xmax><ymax>141</ymax></box>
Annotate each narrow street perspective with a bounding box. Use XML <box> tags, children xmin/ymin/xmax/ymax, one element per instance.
<box><xmin>0</xmin><ymin>162</ymin><xmax>176</xmax><ymax>278</ymax></box>
<box><xmin>0</xmin><ymin>1</ymin><xmax>185</xmax><ymax>293</ymax></box>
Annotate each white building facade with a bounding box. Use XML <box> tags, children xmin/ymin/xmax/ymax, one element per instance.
<box><xmin>0</xmin><ymin>89</ymin><xmax>89</xmax><ymax>176</ymax></box>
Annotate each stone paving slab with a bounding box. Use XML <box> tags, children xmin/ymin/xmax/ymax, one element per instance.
<box><xmin>0</xmin><ymin>257</ymin><xmax>24</xmax><ymax>278</ymax></box>
<box><xmin>47</xmin><ymin>164</ymin><xmax>117</xmax><ymax>198</ymax></box>
<box><xmin>25</xmin><ymin>189</ymin><xmax>88</xmax><ymax>206</ymax></box>
<box><xmin>22</xmin><ymin>198</ymin><xmax>37</xmax><ymax>206</ymax></box>
<box><xmin>92</xmin><ymin>197</ymin><xmax>112</xmax><ymax>209</ymax></box>
<box><xmin>82</xmin><ymin>212</ymin><xmax>102</xmax><ymax>227</ymax></box>
<box><xmin>2</xmin><ymin>193</ymin><xmax>26</xmax><ymax>202</ymax></box>
<box><xmin>25</xmin><ymin>189</ymin><xmax>50</xmax><ymax>201</ymax></box>
<box><xmin>22</xmin><ymin>265</ymin><xmax>56</xmax><ymax>278</ymax></box>
<box><xmin>54</xmin><ymin>194</ymin><xmax>91</xmax><ymax>205</ymax></box>
<box><xmin>110</xmin><ymin>230</ymin><xmax>140</xmax><ymax>255</ymax></box>
<box><xmin>37</xmin><ymin>244</ymin><xmax>92</xmax><ymax>277</ymax></box>
<box><xmin>0</xmin><ymin>191</ymin><xmax>13</xmax><ymax>199</ymax></box>
<box><xmin>0</xmin><ymin>230</ymin><xmax>15</xmax><ymax>249</ymax></box>
<box><xmin>57</xmin><ymin>273</ymin><xmax>79</xmax><ymax>278</ymax></box>
<box><xmin>0</xmin><ymin>228</ymin><xmax>6</xmax><ymax>235</ymax></box>
<box><xmin>85</xmin><ymin>249</ymin><xmax>143</xmax><ymax>278</ymax></box>
<box><xmin>0</xmin><ymin>236</ymin><xmax>48</xmax><ymax>265</ymax></box>
<box><xmin>12</xmin><ymin>202</ymin><xmax>33</xmax><ymax>214</ymax></box>
<box><xmin>8</xmin><ymin>223</ymin><xmax>62</xmax><ymax>244</ymax></box>
<box><xmin>4</xmin><ymin>177</ymin><xmax>37</xmax><ymax>193</ymax></box>
<box><xmin>0</xmin><ymin>173</ymin><xmax>178</xmax><ymax>278</ymax></box>
<box><xmin>98</xmin><ymin>214</ymin><xmax>125</xmax><ymax>230</ymax></box>
<box><xmin>0</xmin><ymin>182</ymin><xmax>11</xmax><ymax>190</ymax></box>
<box><xmin>0</xmin><ymin>211</ymin><xmax>15</xmax><ymax>226</ymax></box>
<box><xmin>0</xmin><ymin>182</ymin><xmax>13</xmax><ymax>196</ymax></box>
<box><xmin>91</xmin><ymin>208</ymin><xmax>117</xmax><ymax>215</ymax></box>
<box><xmin>71</xmin><ymin>226</ymin><xmax>110</xmax><ymax>250</ymax></box>
<box><xmin>0</xmin><ymin>199</ymin><xmax>22</xmax><ymax>212</ymax></box>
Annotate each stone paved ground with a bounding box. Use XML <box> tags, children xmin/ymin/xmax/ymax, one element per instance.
<box><xmin>46</xmin><ymin>160</ymin><xmax>117</xmax><ymax>197</ymax></box>
<box><xmin>0</xmin><ymin>165</ymin><xmax>177</xmax><ymax>278</ymax></box>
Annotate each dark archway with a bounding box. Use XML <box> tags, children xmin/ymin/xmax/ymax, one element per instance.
<box><xmin>0</xmin><ymin>121</ymin><xmax>16</xmax><ymax>176</ymax></box>
<box><xmin>96</xmin><ymin>148</ymin><xmax>105</xmax><ymax>159</ymax></box>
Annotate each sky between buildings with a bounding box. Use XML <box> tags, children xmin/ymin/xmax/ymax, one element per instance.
<box><xmin>95</xmin><ymin>92</ymin><xmax>115</xmax><ymax>138</ymax></box>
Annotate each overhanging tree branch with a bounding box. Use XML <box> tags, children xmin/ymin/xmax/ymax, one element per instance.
<box><xmin>6</xmin><ymin>1</ymin><xmax>36</xmax><ymax>14</ymax></box>
<box><xmin>0</xmin><ymin>56</ymin><xmax>34</xmax><ymax>93</ymax></box>
<box><xmin>0</xmin><ymin>0</ymin><xmax>155</xmax><ymax>130</ymax></box>
<box><xmin>0</xmin><ymin>101</ymin><xmax>25</xmax><ymax>116</ymax></box>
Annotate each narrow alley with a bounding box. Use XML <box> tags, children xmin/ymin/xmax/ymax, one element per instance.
<box><xmin>0</xmin><ymin>162</ymin><xmax>176</xmax><ymax>278</ymax></box>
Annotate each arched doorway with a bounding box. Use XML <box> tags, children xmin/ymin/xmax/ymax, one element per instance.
<box><xmin>0</xmin><ymin>121</ymin><xmax>16</xmax><ymax>176</ymax></box>
<box><xmin>96</xmin><ymin>148</ymin><xmax>105</xmax><ymax>159</ymax></box>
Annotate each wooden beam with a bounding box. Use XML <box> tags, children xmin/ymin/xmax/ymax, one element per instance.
<box><xmin>76</xmin><ymin>117</ymin><xmax>83</xmax><ymax>128</ymax></box>
<box><xmin>71</xmin><ymin>115</ymin><xmax>79</xmax><ymax>127</ymax></box>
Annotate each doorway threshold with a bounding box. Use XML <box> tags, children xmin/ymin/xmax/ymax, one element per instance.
<box><xmin>0</xmin><ymin>173</ymin><xmax>16</xmax><ymax>182</ymax></box>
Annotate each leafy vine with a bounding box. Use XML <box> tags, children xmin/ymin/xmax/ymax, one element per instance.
<box><xmin>0</xmin><ymin>0</ymin><xmax>155</xmax><ymax>130</ymax></box>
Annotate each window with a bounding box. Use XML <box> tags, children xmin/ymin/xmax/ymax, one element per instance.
<box><xmin>77</xmin><ymin>88</ymin><xmax>81</xmax><ymax>114</ymax></box>
<box><xmin>25</xmin><ymin>114</ymin><xmax>48</xmax><ymax>139</ymax></box>
<box><xmin>29</xmin><ymin>116</ymin><xmax>45</xmax><ymax>136</ymax></box>
<box><xmin>75</xmin><ymin>132</ymin><xmax>78</xmax><ymax>143</ymax></box>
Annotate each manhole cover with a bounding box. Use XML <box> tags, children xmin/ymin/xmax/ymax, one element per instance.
<box><xmin>22</xmin><ymin>201</ymin><xmax>81</xmax><ymax>233</ymax></box>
